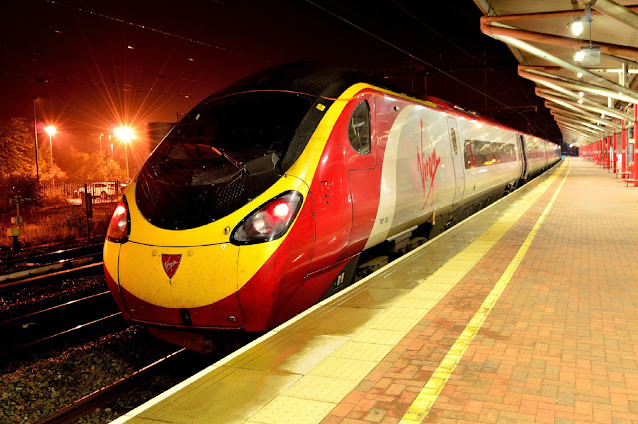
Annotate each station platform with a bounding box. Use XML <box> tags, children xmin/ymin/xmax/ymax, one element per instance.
<box><xmin>113</xmin><ymin>157</ymin><xmax>638</xmax><ymax>424</ymax></box>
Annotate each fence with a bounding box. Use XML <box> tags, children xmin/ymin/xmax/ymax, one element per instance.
<box><xmin>40</xmin><ymin>181</ymin><xmax>128</xmax><ymax>205</ymax></box>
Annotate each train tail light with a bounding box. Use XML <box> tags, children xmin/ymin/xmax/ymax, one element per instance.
<box><xmin>107</xmin><ymin>198</ymin><xmax>130</xmax><ymax>243</ymax></box>
<box><xmin>231</xmin><ymin>191</ymin><xmax>303</xmax><ymax>244</ymax></box>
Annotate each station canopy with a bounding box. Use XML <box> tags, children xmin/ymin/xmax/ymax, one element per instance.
<box><xmin>474</xmin><ymin>0</ymin><xmax>638</xmax><ymax>147</ymax></box>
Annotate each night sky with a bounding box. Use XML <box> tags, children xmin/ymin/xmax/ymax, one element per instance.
<box><xmin>1</xmin><ymin>0</ymin><xmax>561</xmax><ymax>161</ymax></box>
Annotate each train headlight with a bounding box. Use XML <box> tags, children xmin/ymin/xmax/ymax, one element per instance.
<box><xmin>252</xmin><ymin>212</ymin><xmax>270</xmax><ymax>234</ymax></box>
<box><xmin>231</xmin><ymin>191</ymin><xmax>303</xmax><ymax>244</ymax></box>
<box><xmin>107</xmin><ymin>198</ymin><xmax>130</xmax><ymax>243</ymax></box>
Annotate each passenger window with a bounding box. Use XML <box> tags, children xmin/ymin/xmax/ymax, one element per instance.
<box><xmin>348</xmin><ymin>100</ymin><xmax>371</xmax><ymax>154</ymax></box>
<box><xmin>450</xmin><ymin>128</ymin><xmax>458</xmax><ymax>154</ymax></box>
<box><xmin>464</xmin><ymin>140</ymin><xmax>475</xmax><ymax>169</ymax></box>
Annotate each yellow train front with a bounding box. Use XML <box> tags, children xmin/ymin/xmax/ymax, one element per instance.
<box><xmin>103</xmin><ymin>64</ymin><xmax>362</xmax><ymax>352</ymax></box>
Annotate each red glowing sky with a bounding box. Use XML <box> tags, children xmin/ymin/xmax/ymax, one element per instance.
<box><xmin>1</xmin><ymin>0</ymin><xmax>560</xmax><ymax>155</ymax></box>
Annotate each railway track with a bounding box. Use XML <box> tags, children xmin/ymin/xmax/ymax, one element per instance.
<box><xmin>0</xmin><ymin>243</ymin><xmax>103</xmax><ymax>284</ymax></box>
<box><xmin>32</xmin><ymin>348</ymin><xmax>191</xmax><ymax>424</ymax></box>
<box><xmin>31</xmin><ymin>339</ymin><xmax>249</xmax><ymax>424</ymax></box>
<box><xmin>0</xmin><ymin>262</ymin><xmax>105</xmax><ymax>297</ymax></box>
<box><xmin>0</xmin><ymin>291</ymin><xmax>124</xmax><ymax>361</ymax></box>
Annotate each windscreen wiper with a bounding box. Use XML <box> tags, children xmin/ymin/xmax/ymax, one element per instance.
<box><xmin>196</xmin><ymin>144</ymin><xmax>245</xmax><ymax>174</ymax></box>
<box><xmin>212</xmin><ymin>146</ymin><xmax>245</xmax><ymax>173</ymax></box>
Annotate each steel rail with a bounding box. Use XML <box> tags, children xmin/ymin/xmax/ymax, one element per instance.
<box><xmin>0</xmin><ymin>262</ymin><xmax>104</xmax><ymax>292</ymax></box>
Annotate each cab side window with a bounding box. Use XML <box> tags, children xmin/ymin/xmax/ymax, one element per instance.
<box><xmin>450</xmin><ymin>128</ymin><xmax>458</xmax><ymax>154</ymax></box>
<box><xmin>348</xmin><ymin>100</ymin><xmax>371</xmax><ymax>154</ymax></box>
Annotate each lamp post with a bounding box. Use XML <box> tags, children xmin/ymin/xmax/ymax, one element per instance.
<box><xmin>114</xmin><ymin>126</ymin><xmax>135</xmax><ymax>180</ymax></box>
<box><xmin>32</xmin><ymin>97</ymin><xmax>40</xmax><ymax>182</ymax></box>
<box><xmin>99</xmin><ymin>133</ymin><xmax>104</xmax><ymax>173</ymax></box>
<box><xmin>45</xmin><ymin>125</ymin><xmax>56</xmax><ymax>166</ymax></box>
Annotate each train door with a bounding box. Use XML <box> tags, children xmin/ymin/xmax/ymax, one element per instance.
<box><xmin>344</xmin><ymin>94</ymin><xmax>379</xmax><ymax>258</ymax></box>
<box><xmin>518</xmin><ymin>134</ymin><xmax>528</xmax><ymax>179</ymax></box>
<box><xmin>446</xmin><ymin>117</ymin><xmax>465</xmax><ymax>206</ymax></box>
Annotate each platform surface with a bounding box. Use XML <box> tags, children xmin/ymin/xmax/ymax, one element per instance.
<box><xmin>113</xmin><ymin>158</ymin><xmax>638</xmax><ymax>424</ymax></box>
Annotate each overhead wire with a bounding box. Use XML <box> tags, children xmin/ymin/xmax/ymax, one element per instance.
<box><xmin>0</xmin><ymin>71</ymin><xmax>197</xmax><ymax>99</ymax></box>
<box><xmin>388</xmin><ymin>0</ymin><xmax>489</xmax><ymax>68</ymax></box>
<box><xmin>45</xmin><ymin>0</ymin><xmax>240</xmax><ymax>56</ymax></box>
<box><xmin>304</xmin><ymin>0</ymin><xmax>551</xmax><ymax>138</ymax></box>
<box><xmin>34</xmin><ymin>0</ymin><xmax>550</xmax><ymax>137</ymax></box>
<box><xmin>2</xmin><ymin>42</ymin><xmax>219</xmax><ymax>91</ymax></box>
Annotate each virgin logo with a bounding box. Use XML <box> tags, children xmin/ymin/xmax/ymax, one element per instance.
<box><xmin>416</xmin><ymin>118</ymin><xmax>441</xmax><ymax>211</ymax></box>
<box><xmin>161</xmin><ymin>254</ymin><xmax>182</xmax><ymax>279</ymax></box>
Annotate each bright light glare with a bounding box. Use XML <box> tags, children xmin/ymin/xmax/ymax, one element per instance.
<box><xmin>577</xmin><ymin>72</ymin><xmax>583</xmax><ymax>78</ymax></box>
<box><xmin>571</xmin><ymin>20</ymin><xmax>584</xmax><ymax>36</ymax></box>
<box><xmin>114</xmin><ymin>205</ymin><xmax>126</xmax><ymax>216</ymax></box>
<box><xmin>44</xmin><ymin>125</ymin><xmax>57</xmax><ymax>136</ymax></box>
<box><xmin>272</xmin><ymin>203</ymin><xmax>290</xmax><ymax>219</ymax></box>
<box><xmin>114</xmin><ymin>126</ymin><xmax>135</xmax><ymax>143</ymax></box>
<box><xmin>574</xmin><ymin>50</ymin><xmax>586</xmax><ymax>62</ymax></box>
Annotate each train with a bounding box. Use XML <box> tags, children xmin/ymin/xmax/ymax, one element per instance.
<box><xmin>104</xmin><ymin>63</ymin><xmax>561</xmax><ymax>352</ymax></box>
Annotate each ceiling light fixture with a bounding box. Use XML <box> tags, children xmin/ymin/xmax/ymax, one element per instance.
<box><xmin>574</xmin><ymin>45</ymin><xmax>601</xmax><ymax>65</ymax></box>
<box><xmin>573</xmin><ymin>4</ymin><xmax>600</xmax><ymax>65</ymax></box>
<box><xmin>569</xmin><ymin>0</ymin><xmax>584</xmax><ymax>36</ymax></box>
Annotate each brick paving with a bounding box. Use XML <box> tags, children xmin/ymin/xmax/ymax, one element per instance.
<box><xmin>321</xmin><ymin>158</ymin><xmax>638</xmax><ymax>424</ymax></box>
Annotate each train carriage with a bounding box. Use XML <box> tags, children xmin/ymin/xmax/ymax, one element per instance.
<box><xmin>104</xmin><ymin>63</ymin><xmax>560</xmax><ymax>351</ymax></box>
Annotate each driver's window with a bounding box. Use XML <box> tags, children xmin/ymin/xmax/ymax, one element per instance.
<box><xmin>348</xmin><ymin>100</ymin><xmax>371</xmax><ymax>154</ymax></box>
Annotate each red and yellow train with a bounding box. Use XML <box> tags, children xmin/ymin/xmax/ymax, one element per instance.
<box><xmin>104</xmin><ymin>63</ymin><xmax>560</xmax><ymax>351</ymax></box>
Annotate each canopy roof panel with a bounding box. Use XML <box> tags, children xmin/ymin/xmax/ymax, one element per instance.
<box><xmin>474</xmin><ymin>0</ymin><xmax>638</xmax><ymax>146</ymax></box>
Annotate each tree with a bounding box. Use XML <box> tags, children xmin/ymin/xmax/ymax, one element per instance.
<box><xmin>0</xmin><ymin>117</ymin><xmax>36</xmax><ymax>179</ymax></box>
<box><xmin>97</xmin><ymin>155</ymin><xmax>127</xmax><ymax>181</ymax></box>
<box><xmin>0</xmin><ymin>118</ymin><xmax>40</xmax><ymax>211</ymax></box>
<box><xmin>56</xmin><ymin>146</ymin><xmax>125</xmax><ymax>183</ymax></box>
<box><xmin>36</xmin><ymin>141</ymin><xmax>68</xmax><ymax>183</ymax></box>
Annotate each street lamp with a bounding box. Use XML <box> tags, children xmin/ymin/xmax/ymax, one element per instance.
<box><xmin>33</xmin><ymin>97</ymin><xmax>40</xmax><ymax>182</ymax></box>
<box><xmin>45</xmin><ymin>125</ymin><xmax>56</xmax><ymax>166</ymax></box>
<box><xmin>114</xmin><ymin>126</ymin><xmax>135</xmax><ymax>180</ymax></box>
<box><xmin>98</xmin><ymin>133</ymin><xmax>104</xmax><ymax>173</ymax></box>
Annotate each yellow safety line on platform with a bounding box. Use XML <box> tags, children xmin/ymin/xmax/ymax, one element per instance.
<box><xmin>400</xmin><ymin>160</ymin><xmax>572</xmax><ymax>424</ymax></box>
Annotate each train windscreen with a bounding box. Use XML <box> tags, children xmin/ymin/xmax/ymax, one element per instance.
<box><xmin>135</xmin><ymin>91</ymin><xmax>314</xmax><ymax>230</ymax></box>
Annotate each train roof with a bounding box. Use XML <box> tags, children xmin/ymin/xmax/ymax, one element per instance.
<box><xmin>202</xmin><ymin>62</ymin><xmax>383</xmax><ymax>103</ymax></box>
<box><xmin>196</xmin><ymin>62</ymin><xmax>556</xmax><ymax>145</ymax></box>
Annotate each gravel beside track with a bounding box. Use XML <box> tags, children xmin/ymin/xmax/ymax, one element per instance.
<box><xmin>0</xmin><ymin>326</ymin><xmax>196</xmax><ymax>424</ymax></box>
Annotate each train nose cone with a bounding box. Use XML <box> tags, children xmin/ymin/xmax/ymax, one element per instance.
<box><xmin>116</xmin><ymin>242</ymin><xmax>244</xmax><ymax>328</ymax></box>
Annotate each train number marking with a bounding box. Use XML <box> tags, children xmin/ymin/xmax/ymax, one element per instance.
<box><xmin>379</xmin><ymin>217</ymin><xmax>389</xmax><ymax>225</ymax></box>
<box><xmin>336</xmin><ymin>272</ymin><xmax>345</xmax><ymax>287</ymax></box>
